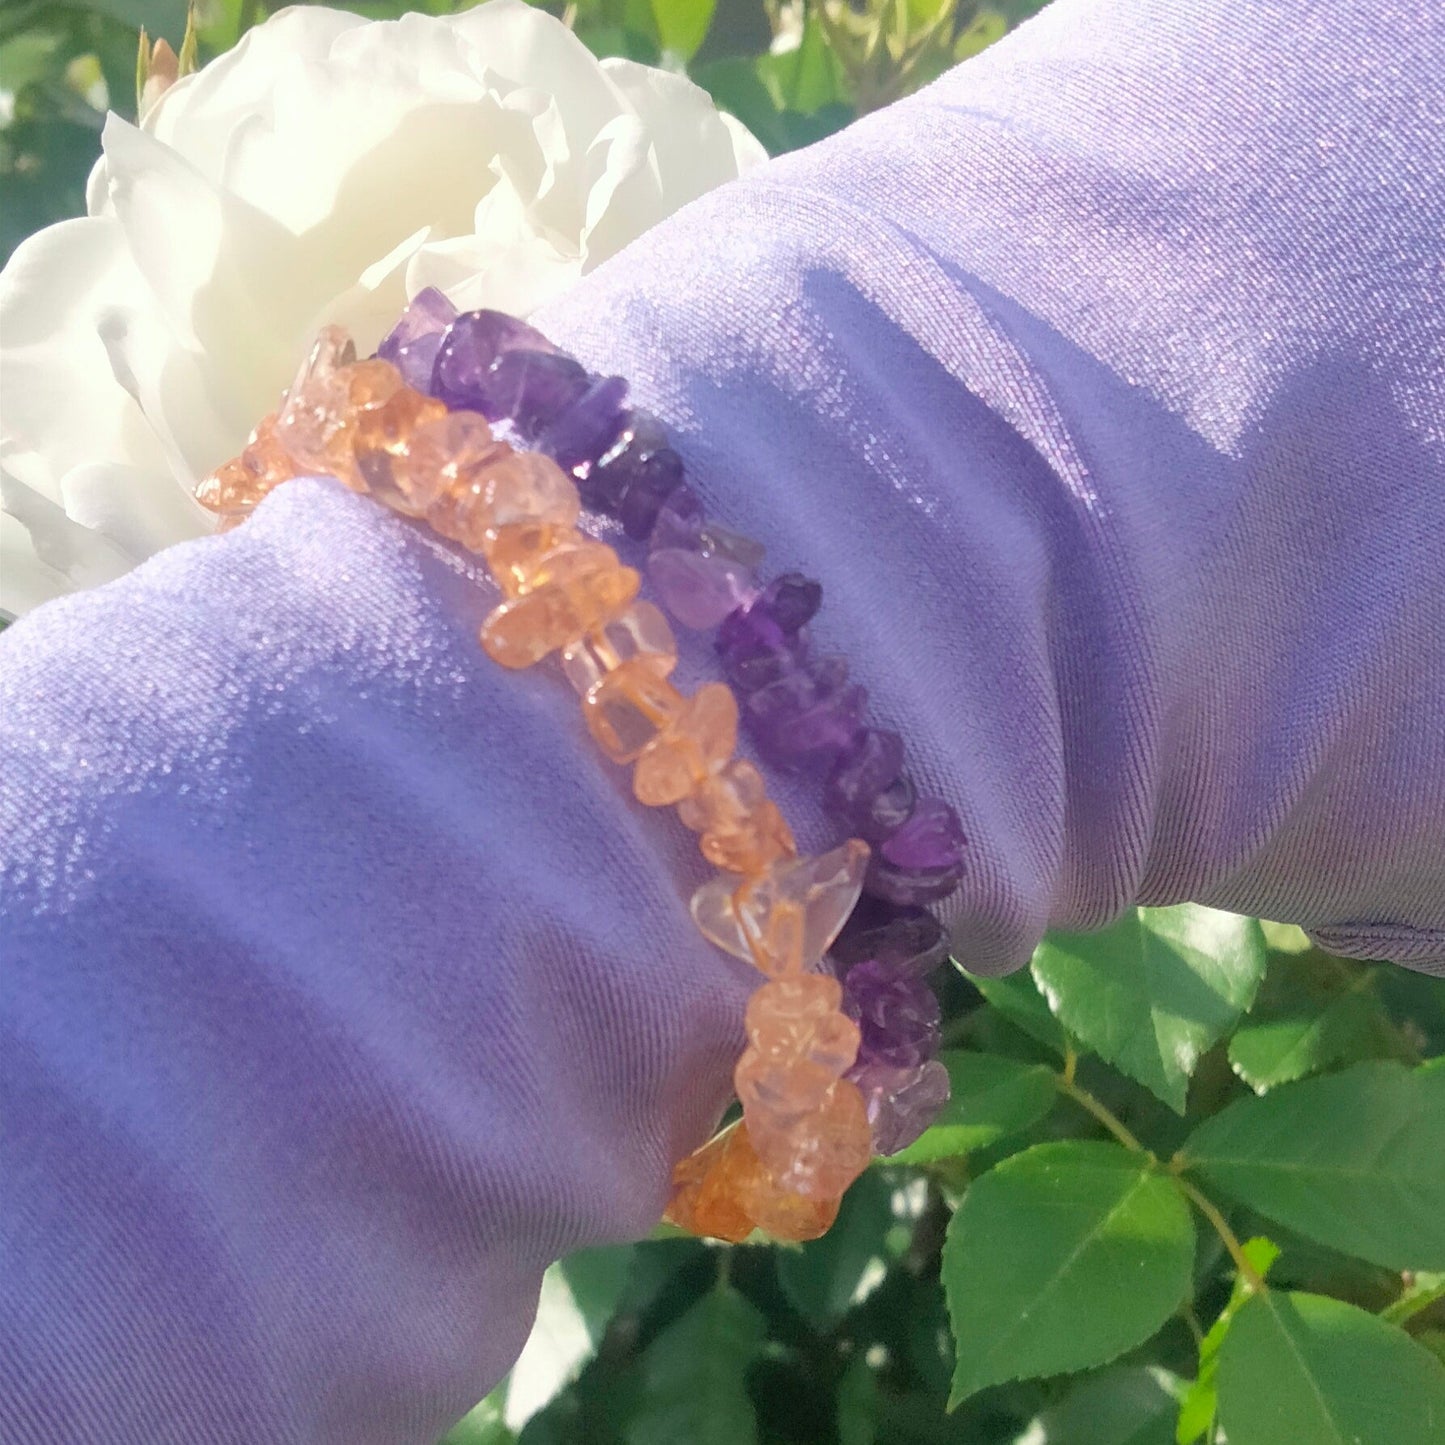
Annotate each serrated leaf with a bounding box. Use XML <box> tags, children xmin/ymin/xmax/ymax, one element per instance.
<box><xmin>889</xmin><ymin>1051</ymin><xmax>1057</xmax><ymax>1164</ymax></box>
<box><xmin>1217</xmin><ymin>1290</ymin><xmax>1445</xmax><ymax>1445</ymax></box>
<box><xmin>943</xmin><ymin>1142</ymin><xmax>1194</xmax><ymax>1406</ymax></box>
<box><xmin>649</xmin><ymin>0</ymin><xmax>714</xmax><ymax>60</ymax></box>
<box><xmin>958</xmin><ymin>965</ymin><xmax>1068</xmax><ymax>1056</ymax></box>
<box><xmin>1024</xmin><ymin>1365</ymin><xmax>1184</xmax><ymax>1445</ymax></box>
<box><xmin>1181</xmin><ymin>1061</ymin><xmax>1445</xmax><ymax>1270</ymax></box>
<box><xmin>777</xmin><ymin>1170</ymin><xmax>892</xmax><ymax>1328</ymax></box>
<box><xmin>627</xmin><ymin>1283</ymin><xmax>766</xmax><ymax>1445</ymax></box>
<box><xmin>1031</xmin><ymin>906</ymin><xmax>1267</xmax><ymax>1112</ymax></box>
<box><xmin>1228</xmin><ymin>981</ymin><xmax>1383</xmax><ymax>1092</ymax></box>
<box><xmin>502</xmin><ymin>1245</ymin><xmax>635</xmax><ymax>1428</ymax></box>
<box><xmin>1175</xmin><ymin>1237</ymin><xmax>1280</xmax><ymax>1444</ymax></box>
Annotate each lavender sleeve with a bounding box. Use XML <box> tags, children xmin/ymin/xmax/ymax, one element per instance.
<box><xmin>2</xmin><ymin>1</ymin><xmax>1441</xmax><ymax>1441</ymax></box>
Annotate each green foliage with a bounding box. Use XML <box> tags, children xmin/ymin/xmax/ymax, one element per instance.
<box><xmin>1031</xmin><ymin>905</ymin><xmax>1266</xmax><ymax>1112</ymax></box>
<box><xmin>943</xmin><ymin>1141</ymin><xmax>1195</xmax><ymax>1404</ymax></box>
<box><xmin>456</xmin><ymin>916</ymin><xmax>1442</xmax><ymax>1445</ymax></box>
<box><xmin>1216</xmin><ymin>1290</ymin><xmax>1445</xmax><ymax>1445</ymax></box>
<box><xmin>1181</xmin><ymin>1060</ymin><xmax>1445</xmax><ymax>1270</ymax></box>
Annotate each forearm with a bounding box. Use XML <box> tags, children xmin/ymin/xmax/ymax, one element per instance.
<box><xmin>537</xmin><ymin>0</ymin><xmax>1445</xmax><ymax>974</ymax></box>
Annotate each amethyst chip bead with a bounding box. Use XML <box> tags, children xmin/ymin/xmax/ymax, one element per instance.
<box><xmin>850</xmin><ymin>1060</ymin><xmax>951</xmax><ymax>1156</ymax></box>
<box><xmin>865</xmin><ymin>796</ymin><xmax>967</xmax><ymax>905</ymax></box>
<box><xmin>842</xmin><ymin>958</ymin><xmax>943</xmax><ymax>1070</ymax></box>
<box><xmin>376</xmin><ymin>286</ymin><xmax>457</xmax><ymax>391</ymax></box>
<box><xmin>831</xmin><ymin>901</ymin><xmax>949</xmax><ymax>979</ymax></box>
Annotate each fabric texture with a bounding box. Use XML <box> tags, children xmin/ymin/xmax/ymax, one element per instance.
<box><xmin>2</xmin><ymin>1</ymin><xmax>1442</xmax><ymax>1440</ymax></box>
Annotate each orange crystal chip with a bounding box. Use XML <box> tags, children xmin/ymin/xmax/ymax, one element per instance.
<box><xmin>582</xmin><ymin>659</ymin><xmax>683</xmax><ymax>764</ymax></box>
<box><xmin>560</xmin><ymin>601</ymin><xmax>677</xmax><ymax>696</ymax></box>
<box><xmin>734</xmin><ymin>1048</ymin><xmax>836</xmax><ymax>1134</ymax></box>
<box><xmin>664</xmin><ymin>1127</ymin><xmax>756</xmax><ymax>1244</ymax></box>
<box><xmin>745</xmin><ymin>977</ymin><xmax>859</xmax><ymax>1075</ymax></box>
<box><xmin>724</xmin><ymin>1125</ymin><xmax>839</xmax><ymax>1241</ymax></box>
<box><xmin>664</xmin><ymin>1123</ymin><xmax>840</xmax><ymax>1244</ymax></box>
<box><xmin>479</xmin><ymin>558</ymin><xmax>639</xmax><ymax>669</ymax></box>
<box><xmin>427</xmin><ymin>450</ymin><xmax>580</xmax><ymax>553</ymax></box>
<box><xmin>689</xmin><ymin>840</ymin><xmax>869</xmax><ymax>975</ymax></box>
<box><xmin>700</xmin><ymin>799</ymin><xmax>796</xmax><ymax>874</ymax></box>
<box><xmin>632</xmin><ymin>682</ymin><xmax>738</xmax><ymax>807</ymax></box>
<box><xmin>355</xmin><ymin>387</ymin><xmax>450</xmax><ymax>512</ymax></box>
<box><xmin>750</xmin><ymin>1077</ymin><xmax>872</xmax><ymax>1201</ymax></box>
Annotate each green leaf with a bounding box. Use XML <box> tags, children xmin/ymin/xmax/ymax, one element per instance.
<box><xmin>1217</xmin><ymin>1290</ymin><xmax>1445</xmax><ymax>1445</ymax></box>
<box><xmin>627</xmin><ymin>1283</ymin><xmax>766</xmax><ymax>1445</ymax></box>
<box><xmin>1175</xmin><ymin>1237</ymin><xmax>1281</xmax><ymax>1445</ymax></box>
<box><xmin>1259</xmin><ymin>919</ymin><xmax>1314</xmax><ymax>954</ymax></box>
<box><xmin>943</xmin><ymin>1142</ymin><xmax>1194</xmax><ymax>1406</ymax></box>
<box><xmin>1229</xmin><ymin>981</ymin><xmax>1384</xmax><ymax>1092</ymax></box>
<box><xmin>440</xmin><ymin>1390</ymin><xmax>515</xmax><ymax>1445</ymax></box>
<box><xmin>1031</xmin><ymin>905</ymin><xmax>1267</xmax><ymax>1112</ymax></box>
<box><xmin>1382</xmin><ymin>1271</ymin><xmax>1445</xmax><ymax>1327</ymax></box>
<box><xmin>958</xmin><ymin>965</ymin><xmax>1068</xmax><ymax>1056</ymax></box>
<box><xmin>649</xmin><ymin>0</ymin><xmax>714</xmax><ymax>60</ymax></box>
<box><xmin>1025</xmin><ymin>1365</ymin><xmax>1184</xmax><ymax>1445</ymax></box>
<box><xmin>1181</xmin><ymin>1061</ymin><xmax>1445</xmax><ymax>1270</ymax></box>
<box><xmin>82</xmin><ymin>0</ymin><xmax>188</xmax><ymax>36</ymax></box>
<box><xmin>501</xmin><ymin>1245</ymin><xmax>635</xmax><ymax>1428</ymax></box>
<box><xmin>777</xmin><ymin>1170</ymin><xmax>892</xmax><ymax>1328</ymax></box>
<box><xmin>835</xmin><ymin>1354</ymin><xmax>881</xmax><ymax>1445</ymax></box>
<box><xmin>888</xmin><ymin>1051</ymin><xmax>1057</xmax><ymax>1164</ymax></box>
<box><xmin>754</xmin><ymin>14</ymin><xmax>848</xmax><ymax>115</ymax></box>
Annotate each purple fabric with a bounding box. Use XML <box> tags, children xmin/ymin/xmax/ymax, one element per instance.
<box><xmin>2</xmin><ymin>1</ymin><xmax>1442</xmax><ymax>1440</ymax></box>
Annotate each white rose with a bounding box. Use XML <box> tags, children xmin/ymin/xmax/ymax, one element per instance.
<box><xmin>0</xmin><ymin>0</ymin><xmax>764</xmax><ymax>618</ymax></box>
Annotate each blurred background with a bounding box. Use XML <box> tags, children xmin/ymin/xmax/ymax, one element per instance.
<box><xmin>0</xmin><ymin>0</ymin><xmax>1053</xmax><ymax>263</ymax></box>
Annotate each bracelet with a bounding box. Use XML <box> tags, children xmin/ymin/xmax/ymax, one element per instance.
<box><xmin>196</xmin><ymin>293</ymin><xmax>963</xmax><ymax>1241</ymax></box>
<box><xmin>382</xmin><ymin>294</ymin><xmax>962</xmax><ymax>1157</ymax></box>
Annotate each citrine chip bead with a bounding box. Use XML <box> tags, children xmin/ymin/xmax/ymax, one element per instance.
<box><xmin>354</xmin><ymin>387</ymin><xmax>450</xmax><ymax>512</ymax></box>
<box><xmin>664</xmin><ymin>1128</ymin><xmax>756</xmax><ymax>1244</ymax></box>
<box><xmin>479</xmin><ymin>559</ymin><xmax>640</xmax><ymax>669</ymax></box>
<box><xmin>561</xmin><ymin>601</ymin><xmax>677</xmax><ymax>696</ymax></box>
<box><xmin>721</xmin><ymin>1126</ymin><xmax>840</xmax><ymax>1241</ymax></box>
<box><xmin>750</xmin><ymin>1078</ymin><xmax>872</xmax><ymax>1200</ymax></box>
<box><xmin>745</xmin><ymin>976</ymin><xmax>860</xmax><ymax>1076</ymax></box>
<box><xmin>734</xmin><ymin>1050</ymin><xmax>837</xmax><ymax>1133</ymax></box>
<box><xmin>690</xmin><ymin>840</ymin><xmax>869</xmax><ymax>975</ymax></box>
<box><xmin>700</xmin><ymin>799</ymin><xmax>795</xmax><ymax>874</ymax></box>
<box><xmin>427</xmin><ymin>449</ymin><xmax>580</xmax><ymax>553</ymax></box>
<box><xmin>582</xmin><ymin>659</ymin><xmax>683</xmax><ymax>764</ymax></box>
<box><xmin>632</xmin><ymin>682</ymin><xmax>738</xmax><ymax>807</ymax></box>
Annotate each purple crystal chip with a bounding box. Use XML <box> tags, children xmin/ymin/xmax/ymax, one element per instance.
<box><xmin>831</xmin><ymin>902</ymin><xmax>949</xmax><ymax>978</ymax></box>
<box><xmin>376</xmin><ymin>286</ymin><xmax>457</xmax><ymax>391</ymax></box>
<box><xmin>864</xmin><ymin>796</ymin><xmax>966</xmax><ymax>905</ymax></box>
<box><xmin>746</xmin><ymin>654</ymin><xmax>867</xmax><ymax>770</ymax></box>
<box><xmin>536</xmin><ymin>375</ymin><xmax>629</xmax><ymax>475</ymax></box>
<box><xmin>827</xmin><ymin>729</ymin><xmax>919</xmax><ymax>841</ymax></box>
<box><xmin>649</xmin><ymin>548</ymin><xmax>756</xmax><ymax>630</ymax></box>
<box><xmin>849</xmin><ymin>1060</ymin><xmax>951</xmax><ymax>1155</ymax></box>
<box><xmin>485</xmin><ymin>349</ymin><xmax>590</xmax><ymax>436</ymax></box>
<box><xmin>842</xmin><ymin>958</ymin><xmax>943</xmax><ymax>1070</ymax></box>
<box><xmin>650</xmin><ymin>484</ymin><xmax>705</xmax><ymax>551</ymax></box>
<box><xmin>431</xmin><ymin>309</ymin><xmax>558</xmax><ymax>413</ymax></box>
